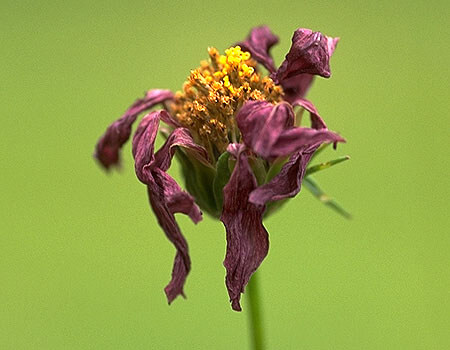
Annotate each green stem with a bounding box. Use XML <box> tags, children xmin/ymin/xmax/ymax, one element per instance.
<box><xmin>246</xmin><ymin>271</ymin><xmax>265</xmax><ymax>350</ymax></box>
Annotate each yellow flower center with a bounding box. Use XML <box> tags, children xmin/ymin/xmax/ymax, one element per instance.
<box><xmin>170</xmin><ymin>46</ymin><xmax>283</xmax><ymax>159</ymax></box>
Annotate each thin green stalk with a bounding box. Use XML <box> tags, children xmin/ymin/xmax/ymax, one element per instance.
<box><xmin>246</xmin><ymin>271</ymin><xmax>265</xmax><ymax>350</ymax></box>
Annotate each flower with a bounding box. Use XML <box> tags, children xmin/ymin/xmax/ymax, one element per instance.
<box><xmin>94</xmin><ymin>26</ymin><xmax>345</xmax><ymax>311</ymax></box>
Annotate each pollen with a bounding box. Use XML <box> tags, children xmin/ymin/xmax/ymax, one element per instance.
<box><xmin>169</xmin><ymin>46</ymin><xmax>283</xmax><ymax>161</ymax></box>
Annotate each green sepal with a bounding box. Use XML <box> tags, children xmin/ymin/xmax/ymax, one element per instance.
<box><xmin>212</xmin><ymin>151</ymin><xmax>233</xmax><ymax>213</ymax></box>
<box><xmin>306</xmin><ymin>155</ymin><xmax>350</xmax><ymax>176</ymax></box>
<box><xmin>264</xmin><ymin>155</ymin><xmax>289</xmax><ymax>183</ymax></box>
<box><xmin>176</xmin><ymin>149</ymin><xmax>219</xmax><ymax>218</ymax></box>
<box><xmin>303</xmin><ymin>176</ymin><xmax>351</xmax><ymax>219</ymax></box>
<box><xmin>248</xmin><ymin>156</ymin><xmax>267</xmax><ymax>186</ymax></box>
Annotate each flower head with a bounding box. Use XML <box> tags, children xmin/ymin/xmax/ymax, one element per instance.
<box><xmin>95</xmin><ymin>26</ymin><xmax>346</xmax><ymax>311</ymax></box>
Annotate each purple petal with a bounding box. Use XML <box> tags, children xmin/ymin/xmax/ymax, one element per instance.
<box><xmin>249</xmin><ymin>95</ymin><xmax>343</xmax><ymax>206</ymax></box>
<box><xmin>236</xmin><ymin>26</ymin><xmax>279</xmax><ymax>73</ymax></box>
<box><xmin>291</xmin><ymin>98</ymin><xmax>327</xmax><ymax>129</ymax></box>
<box><xmin>146</xmin><ymin>170</ymin><xmax>192</xmax><ymax>302</ymax></box>
<box><xmin>132</xmin><ymin>111</ymin><xmax>203</xmax><ymax>303</ymax></box>
<box><xmin>154</xmin><ymin>127</ymin><xmax>210</xmax><ymax>171</ymax></box>
<box><xmin>273</xmin><ymin>28</ymin><xmax>339</xmax><ymax>84</ymax></box>
<box><xmin>132</xmin><ymin>112</ymin><xmax>159</xmax><ymax>177</ymax></box>
<box><xmin>164</xmin><ymin>182</ymin><xmax>202</xmax><ymax>224</ymax></box>
<box><xmin>249</xmin><ymin>151</ymin><xmax>314</xmax><ymax>206</ymax></box>
<box><xmin>236</xmin><ymin>100</ymin><xmax>344</xmax><ymax>159</ymax></box>
<box><xmin>237</xmin><ymin>100</ymin><xmax>294</xmax><ymax>158</ymax></box>
<box><xmin>279</xmin><ymin>36</ymin><xmax>339</xmax><ymax>103</ymax></box>
<box><xmin>220</xmin><ymin>144</ymin><xmax>269</xmax><ymax>311</ymax></box>
<box><xmin>327</xmin><ymin>36</ymin><xmax>340</xmax><ymax>56</ymax></box>
<box><xmin>268</xmin><ymin>127</ymin><xmax>344</xmax><ymax>158</ymax></box>
<box><xmin>278</xmin><ymin>73</ymin><xmax>314</xmax><ymax>104</ymax></box>
<box><xmin>95</xmin><ymin>89</ymin><xmax>174</xmax><ymax>169</ymax></box>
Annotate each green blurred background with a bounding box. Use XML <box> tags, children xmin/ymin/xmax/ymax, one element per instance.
<box><xmin>1</xmin><ymin>0</ymin><xmax>448</xmax><ymax>349</ymax></box>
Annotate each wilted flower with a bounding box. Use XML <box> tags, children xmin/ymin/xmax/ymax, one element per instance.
<box><xmin>95</xmin><ymin>26</ymin><xmax>346</xmax><ymax>311</ymax></box>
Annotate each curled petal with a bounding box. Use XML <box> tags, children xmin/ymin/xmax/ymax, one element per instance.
<box><xmin>268</xmin><ymin>127</ymin><xmax>344</xmax><ymax>158</ymax></box>
<box><xmin>237</xmin><ymin>100</ymin><xmax>294</xmax><ymax>158</ymax></box>
<box><xmin>221</xmin><ymin>144</ymin><xmax>269</xmax><ymax>311</ymax></box>
<box><xmin>249</xmin><ymin>151</ymin><xmax>314</xmax><ymax>206</ymax></box>
<box><xmin>278</xmin><ymin>73</ymin><xmax>314</xmax><ymax>104</ymax></box>
<box><xmin>249</xmin><ymin>96</ymin><xmax>343</xmax><ymax>206</ymax></box>
<box><xmin>279</xmin><ymin>36</ymin><xmax>339</xmax><ymax>103</ymax></box>
<box><xmin>154</xmin><ymin>128</ymin><xmax>210</xmax><ymax>171</ymax></box>
<box><xmin>95</xmin><ymin>89</ymin><xmax>174</xmax><ymax>169</ymax></box>
<box><xmin>273</xmin><ymin>28</ymin><xmax>339</xmax><ymax>84</ymax></box>
<box><xmin>165</xmin><ymin>187</ymin><xmax>202</xmax><ymax>224</ymax></box>
<box><xmin>132</xmin><ymin>111</ymin><xmax>161</xmax><ymax>180</ymax></box>
<box><xmin>327</xmin><ymin>36</ymin><xmax>340</xmax><ymax>56</ymax></box>
<box><xmin>236</xmin><ymin>26</ymin><xmax>279</xmax><ymax>73</ymax></box>
<box><xmin>132</xmin><ymin>110</ymin><xmax>204</xmax><ymax>303</ymax></box>
<box><xmin>292</xmin><ymin>98</ymin><xmax>327</xmax><ymax>129</ymax></box>
<box><xmin>236</xmin><ymin>100</ymin><xmax>344</xmax><ymax>159</ymax></box>
<box><xmin>146</xmin><ymin>171</ymin><xmax>192</xmax><ymax>302</ymax></box>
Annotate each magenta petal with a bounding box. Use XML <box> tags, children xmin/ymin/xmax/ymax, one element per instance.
<box><xmin>220</xmin><ymin>144</ymin><xmax>269</xmax><ymax>311</ymax></box>
<box><xmin>164</xmin><ymin>185</ymin><xmax>202</xmax><ymax>224</ymax></box>
<box><xmin>154</xmin><ymin>127</ymin><xmax>210</xmax><ymax>171</ymax></box>
<box><xmin>236</xmin><ymin>26</ymin><xmax>279</xmax><ymax>73</ymax></box>
<box><xmin>249</xmin><ymin>151</ymin><xmax>314</xmax><ymax>206</ymax></box>
<box><xmin>327</xmin><ymin>36</ymin><xmax>340</xmax><ymax>56</ymax></box>
<box><xmin>278</xmin><ymin>73</ymin><xmax>315</xmax><ymax>104</ymax></box>
<box><xmin>291</xmin><ymin>98</ymin><xmax>327</xmax><ymax>129</ymax></box>
<box><xmin>132</xmin><ymin>112</ymin><xmax>158</xmax><ymax>175</ymax></box>
<box><xmin>132</xmin><ymin>111</ymin><xmax>203</xmax><ymax>303</ymax></box>
<box><xmin>274</xmin><ymin>28</ymin><xmax>339</xmax><ymax>84</ymax></box>
<box><xmin>95</xmin><ymin>89</ymin><xmax>174</xmax><ymax>169</ymax></box>
<box><xmin>249</xmin><ymin>96</ymin><xmax>343</xmax><ymax>206</ymax></box>
<box><xmin>251</xmin><ymin>103</ymin><xmax>294</xmax><ymax>154</ymax></box>
<box><xmin>268</xmin><ymin>127</ymin><xmax>345</xmax><ymax>158</ymax></box>
<box><xmin>236</xmin><ymin>100</ymin><xmax>344</xmax><ymax>159</ymax></box>
<box><xmin>279</xmin><ymin>36</ymin><xmax>339</xmax><ymax>103</ymax></box>
<box><xmin>146</xmin><ymin>171</ymin><xmax>192</xmax><ymax>302</ymax></box>
<box><xmin>237</xmin><ymin>100</ymin><xmax>294</xmax><ymax>159</ymax></box>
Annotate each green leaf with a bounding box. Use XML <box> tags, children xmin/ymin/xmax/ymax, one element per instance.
<box><xmin>306</xmin><ymin>155</ymin><xmax>350</xmax><ymax>176</ymax></box>
<box><xmin>212</xmin><ymin>152</ymin><xmax>232</xmax><ymax>212</ymax></box>
<box><xmin>303</xmin><ymin>176</ymin><xmax>352</xmax><ymax>219</ymax></box>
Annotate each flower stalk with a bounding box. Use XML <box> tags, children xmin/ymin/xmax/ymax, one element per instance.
<box><xmin>246</xmin><ymin>271</ymin><xmax>265</xmax><ymax>350</ymax></box>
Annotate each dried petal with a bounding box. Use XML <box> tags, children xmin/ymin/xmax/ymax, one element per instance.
<box><xmin>133</xmin><ymin>111</ymin><xmax>204</xmax><ymax>303</ymax></box>
<box><xmin>154</xmin><ymin>128</ymin><xmax>210</xmax><ymax>171</ymax></box>
<box><xmin>270</xmin><ymin>128</ymin><xmax>343</xmax><ymax>158</ymax></box>
<box><xmin>278</xmin><ymin>73</ymin><xmax>314</xmax><ymax>104</ymax></box>
<box><xmin>236</xmin><ymin>100</ymin><xmax>344</xmax><ymax>159</ymax></box>
<box><xmin>279</xmin><ymin>36</ymin><xmax>339</xmax><ymax>103</ymax></box>
<box><xmin>146</xmin><ymin>170</ymin><xmax>193</xmax><ymax>301</ymax></box>
<box><xmin>236</xmin><ymin>26</ymin><xmax>279</xmax><ymax>73</ymax></box>
<box><xmin>220</xmin><ymin>144</ymin><xmax>269</xmax><ymax>311</ymax></box>
<box><xmin>249</xmin><ymin>151</ymin><xmax>314</xmax><ymax>206</ymax></box>
<box><xmin>237</xmin><ymin>100</ymin><xmax>294</xmax><ymax>158</ymax></box>
<box><xmin>248</xmin><ymin>97</ymin><xmax>343</xmax><ymax>206</ymax></box>
<box><xmin>274</xmin><ymin>28</ymin><xmax>339</xmax><ymax>84</ymax></box>
<box><xmin>95</xmin><ymin>89</ymin><xmax>174</xmax><ymax>169</ymax></box>
<box><xmin>158</xmin><ymin>169</ymin><xmax>202</xmax><ymax>224</ymax></box>
<box><xmin>291</xmin><ymin>98</ymin><xmax>327</xmax><ymax>129</ymax></box>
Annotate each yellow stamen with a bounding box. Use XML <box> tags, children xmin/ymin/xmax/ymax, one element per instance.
<box><xmin>170</xmin><ymin>46</ymin><xmax>283</xmax><ymax>158</ymax></box>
